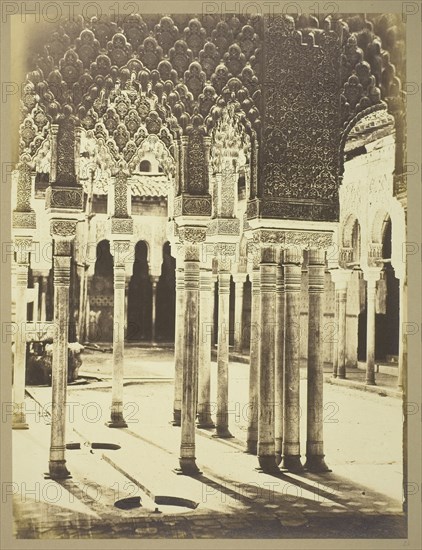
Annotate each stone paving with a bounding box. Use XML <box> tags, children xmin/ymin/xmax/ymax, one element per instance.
<box><xmin>11</xmin><ymin>348</ymin><xmax>406</xmax><ymax>539</ymax></box>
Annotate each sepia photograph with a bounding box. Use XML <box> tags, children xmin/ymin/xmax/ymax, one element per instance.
<box><xmin>1</xmin><ymin>0</ymin><xmax>421</xmax><ymax>546</ymax></box>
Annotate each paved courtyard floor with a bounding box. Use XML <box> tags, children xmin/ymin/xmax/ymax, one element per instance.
<box><xmin>11</xmin><ymin>347</ymin><xmax>406</xmax><ymax>539</ymax></box>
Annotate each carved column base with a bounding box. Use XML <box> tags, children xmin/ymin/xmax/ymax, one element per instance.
<box><xmin>13</xmin><ymin>421</ymin><xmax>29</xmax><ymax>430</ymax></box>
<box><xmin>176</xmin><ymin>457</ymin><xmax>202</xmax><ymax>476</ymax></box>
<box><xmin>197</xmin><ymin>413</ymin><xmax>215</xmax><ymax>429</ymax></box>
<box><xmin>213</xmin><ymin>427</ymin><xmax>234</xmax><ymax>439</ymax></box>
<box><xmin>245</xmin><ymin>438</ymin><xmax>257</xmax><ymax>455</ymax></box>
<box><xmin>275</xmin><ymin>450</ymin><xmax>282</xmax><ymax>466</ymax></box>
<box><xmin>281</xmin><ymin>455</ymin><xmax>304</xmax><ymax>473</ymax></box>
<box><xmin>304</xmin><ymin>454</ymin><xmax>331</xmax><ymax>473</ymax></box>
<box><xmin>365</xmin><ymin>378</ymin><xmax>376</xmax><ymax>386</ymax></box>
<box><xmin>106</xmin><ymin>419</ymin><xmax>128</xmax><ymax>429</ymax></box>
<box><xmin>258</xmin><ymin>455</ymin><xmax>280</xmax><ymax>475</ymax></box>
<box><xmin>107</xmin><ymin>403</ymin><xmax>128</xmax><ymax>428</ymax></box>
<box><xmin>48</xmin><ymin>460</ymin><xmax>71</xmax><ymax>480</ymax></box>
<box><xmin>12</xmin><ymin>407</ymin><xmax>29</xmax><ymax>430</ymax></box>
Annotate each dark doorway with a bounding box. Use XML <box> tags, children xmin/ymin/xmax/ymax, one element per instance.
<box><xmin>155</xmin><ymin>242</ymin><xmax>176</xmax><ymax>342</ymax></box>
<box><xmin>127</xmin><ymin>241</ymin><xmax>152</xmax><ymax>341</ymax></box>
<box><xmin>375</xmin><ymin>218</ymin><xmax>400</xmax><ymax>361</ymax></box>
<box><xmin>89</xmin><ymin>240</ymin><xmax>114</xmax><ymax>342</ymax></box>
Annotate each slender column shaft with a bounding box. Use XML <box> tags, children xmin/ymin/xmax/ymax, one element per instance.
<box><xmin>215</xmin><ymin>270</ymin><xmax>233</xmax><ymax>438</ymax></box>
<box><xmin>40</xmin><ymin>276</ymin><xmax>47</xmax><ymax>322</ymax></box>
<box><xmin>305</xmin><ymin>249</ymin><xmax>330</xmax><ymax>472</ymax></box>
<box><xmin>257</xmin><ymin>249</ymin><xmax>278</xmax><ymax>473</ymax></box>
<box><xmin>397</xmin><ymin>276</ymin><xmax>406</xmax><ymax>390</ymax></box>
<box><xmin>246</xmin><ymin>268</ymin><xmax>260</xmax><ymax>454</ymax></box>
<box><xmin>332</xmin><ymin>290</ymin><xmax>339</xmax><ymax>377</ymax></box>
<box><xmin>233</xmin><ymin>277</ymin><xmax>245</xmax><ymax>353</ymax></box>
<box><xmin>108</xmin><ymin>250</ymin><xmax>128</xmax><ymax>428</ymax></box>
<box><xmin>274</xmin><ymin>264</ymin><xmax>285</xmax><ymax>465</ymax></box>
<box><xmin>12</xmin><ymin>252</ymin><xmax>30</xmax><ymax>429</ymax></box>
<box><xmin>179</xmin><ymin>244</ymin><xmax>201</xmax><ymax>474</ymax></box>
<box><xmin>366</xmin><ymin>273</ymin><xmax>379</xmax><ymax>385</ymax></box>
<box><xmin>48</xmin><ymin>250</ymin><xmax>72</xmax><ymax>478</ymax></box>
<box><xmin>197</xmin><ymin>268</ymin><xmax>215</xmax><ymax>428</ymax></box>
<box><xmin>172</xmin><ymin>266</ymin><xmax>184</xmax><ymax>425</ymax></box>
<box><xmin>337</xmin><ymin>286</ymin><xmax>347</xmax><ymax>379</ymax></box>
<box><xmin>282</xmin><ymin>248</ymin><xmax>304</xmax><ymax>472</ymax></box>
<box><xmin>151</xmin><ymin>277</ymin><xmax>158</xmax><ymax>343</ymax></box>
<box><xmin>124</xmin><ymin>280</ymin><xmax>129</xmax><ymax>334</ymax></box>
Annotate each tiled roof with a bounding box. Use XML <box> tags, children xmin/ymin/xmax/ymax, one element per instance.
<box><xmin>130</xmin><ymin>174</ymin><xmax>169</xmax><ymax>198</ymax></box>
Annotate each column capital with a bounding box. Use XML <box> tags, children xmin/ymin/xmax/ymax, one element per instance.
<box><xmin>363</xmin><ymin>266</ymin><xmax>382</xmax><ymax>284</ymax></box>
<box><xmin>150</xmin><ymin>275</ymin><xmax>160</xmax><ymax>285</ymax></box>
<box><xmin>260</xmin><ymin>244</ymin><xmax>278</xmax><ymax>264</ymax></box>
<box><xmin>50</xmin><ymin>218</ymin><xmax>78</xmax><ymax>240</ymax></box>
<box><xmin>110</xmin><ymin>239</ymin><xmax>131</xmax><ymax>266</ymax></box>
<box><xmin>232</xmin><ymin>273</ymin><xmax>248</xmax><ymax>284</ymax></box>
<box><xmin>308</xmin><ymin>248</ymin><xmax>326</xmax><ymax>266</ymax></box>
<box><xmin>13</xmin><ymin>236</ymin><xmax>34</xmax><ymax>265</ymax></box>
<box><xmin>284</xmin><ymin>246</ymin><xmax>303</xmax><ymax>266</ymax></box>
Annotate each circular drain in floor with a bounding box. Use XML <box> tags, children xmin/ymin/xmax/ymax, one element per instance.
<box><xmin>279</xmin><ymin>517</ymin><xmax>308</xmax><ymax>527</ymax></box>
<box><xmin>91</xmin><ymin>443</ymin><xmax>121</xmax><ymax>450</ymax></box>
<box><xmin>114</xmin><ymin>496</ymin><xmax>142</xmax><ymax>510</ymax></box>
<box><xmin>66</xmin><ymin>443</ymin><xmax>81</xmax><ymax>450</ymax></box>
<box><xmin>155</xmin><ymin>496</ymin><xmax>198</xmax><ymax>510</ymax></box>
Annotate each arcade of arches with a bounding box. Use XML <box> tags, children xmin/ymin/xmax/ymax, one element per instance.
<box><xmin>11</xmin><ymin>12</ymin><xmax>407</xmax><ymax>479</ymax></box>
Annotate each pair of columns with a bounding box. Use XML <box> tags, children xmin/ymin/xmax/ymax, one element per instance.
<box><xmin>332</xmin><ymin>267</ymin><xmax>404</xmax><ymax>388</ymax></box>
<box><xmin>172</xmin><ymin>238</ymin><xmax>248</xmax><ymax>474</ymax></box>
<box><xmin>246</xmin><ymin>247</ymin><xmax>329</xmax><ymax>473</ymax></box>
<box><xmin>172</xmin><ymin>258</ymin><xmax>239</xmax><ymax>434</ymax></box>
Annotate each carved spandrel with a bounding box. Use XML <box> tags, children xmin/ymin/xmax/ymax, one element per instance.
<box><xmin>56</xmin><ymin>116</ymin><xmax>77</xmax><ymax>186</ymax></box>
<box><xmin>15</xmin><ymin>161</ymin><xmax>33</xmax><ymax>212</ymax></box>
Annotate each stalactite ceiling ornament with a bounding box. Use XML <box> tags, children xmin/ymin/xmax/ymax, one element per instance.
<box><xmin>20</xmin><ymin>13</ymin><xmax>404</xmax><ymax>212</ymax></box>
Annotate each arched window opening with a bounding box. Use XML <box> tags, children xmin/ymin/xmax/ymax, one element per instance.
<box><xmin>351</xmin><ymin>220</ymin><xmax>361</xmax><ymax>264</ymax></box>
<box><xmin>139</xmin><ymin>160</ymin><xmax>152</xmax><ymax>172</ymax></box>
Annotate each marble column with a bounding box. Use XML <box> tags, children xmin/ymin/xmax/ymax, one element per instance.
<box><xmin>397</xmin><ymin>276</ymin><xmax>406</xmax><ymax>391</ymax></box>
<box><xmin>281</xmin><ymin>247</ymin><xmax>304</xmax><ymax>472</ymax></box>
<box><xmin>178</xmin><ymin>241</ymin><xmax>201</xmax><ymax>475</ymax></box>
<box><xmin>305</xmin><ymin>249</ymin><xmax>330</xmax><ymax>472</ymax></box>
<box><xmin>330</xmin><ymin>269</ymin><xmax>351</xmax><ymax>380</ymax></box>
<box><xmin>274</xmin><ymin>260</ymin><xmax>285</xmax><ymax>465</ymax></box>
<box><xmin>233</xmin><ymin>274</ymin><xmax>246</xmax><ymax>353</ymax></box>
<box><xmin>12</xmin><ymin>239</ymin><xmax>31</xmax><ymax>429</ymax></box>
<box><xmin>39</xmin><ymin>275</ymin><xmax>47</xmax><ymax>322</ymax></box>
<box><xmin>332</xmin><ymin>289</ymin><xmax>339</xmax><ymax>378</ymax></box>
<box><xmin>151</xmin><ymin>275</ymin><xmax>159</xmax><ymax>343</ymax></box>
<box><xmin>246</xmin><ymin>267</ymin><xmax>260</xmax><ymax>454</ymax></box>
<box><xmin>48</xmin><ymin>228</ymin><xmax>76</xmax><ymax>479</ymax></box>
<box><xmin>215</xmin><ymin>260</ymin><xmax>233</xmax><ymax>438</ymax></box>
<box><xmin>172</xmin><ymin>263</ymin><xmax>184</xmax><ymax>426</ymax></box>
<box><xmin>197</xmin><ymin>267</ymin><xmax>215</xmax><ymax>428</ymax></box>
<box><xmin>337</xmin><ymin>283</ymin><xmax>348</xmax><ymax>379</ymax></box>
<box><xmin>365</xmin><ymin>268</ymin><xmax>381</xmax><ymax>386</ymax></box>
<box><xmin>257</xmin><ymin>246</ymin><xmax>279</xmax><ymax>473</ymax></box>
<box><xmin>107</xmin><ymin>241</ymin><xmax>130</xmax><ymax>428</ymax></box>
<box><xmin>12</xmin><ymin>159</ymin><xmax>36</xmax><ymax>429</ymax></box>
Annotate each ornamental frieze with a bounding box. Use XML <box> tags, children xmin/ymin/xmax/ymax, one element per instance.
<box><xmin>111</xmin><ymin>217</ymin><xmax>134</xmax><ymax>235</ymax></box>
<box><xmin>207</xmin><ymin>218</ymin><xmax>240</xmax><ymax>237</ymax></box>
<box><xmin>251</xmin><ymin>229</ymin><xmax>333</xmax><ymax>250</ymax></box>
<box><xmin>12</xmin><ymin>211</ymin><xmax>36</xmax><ymax>230</ymax></box>
<box><xmin>45</xmin><ymin>186</ymin><xmax>84</xmax><ymax>210</ymax></box>
<box><xmin>173</xmin><ymin>195</ymin><xmax>212</xmax><ymax>217</ymax></box>
<box><xmin>50</xmin><ymin>219</ymin><xmax>78</xmax><ymax>238</ymax></box>
<box><xmin>178</xmin><ymin>226</ymin><xmax>207</xmax><ymax>244</ymax></box>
